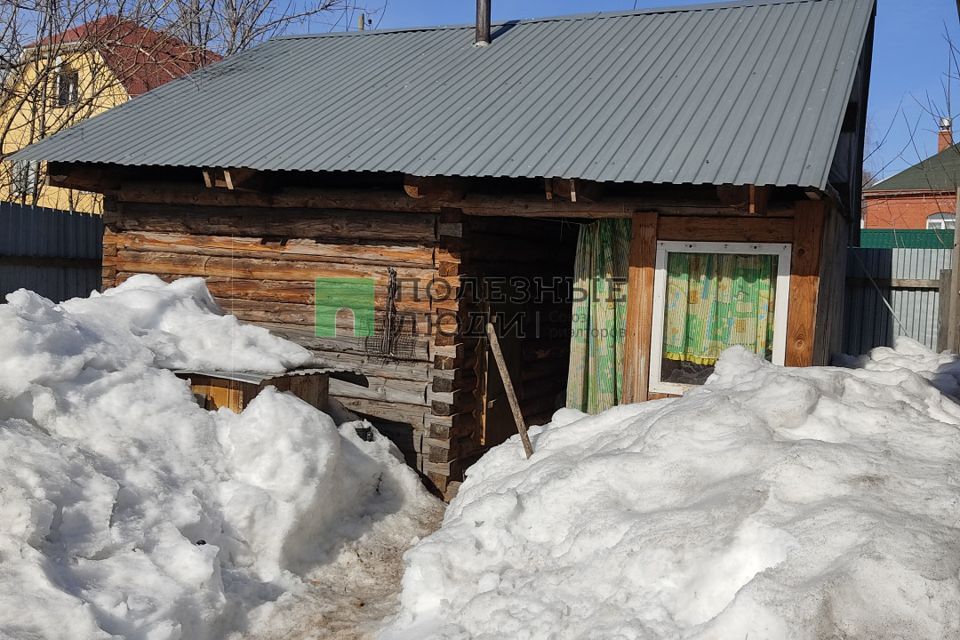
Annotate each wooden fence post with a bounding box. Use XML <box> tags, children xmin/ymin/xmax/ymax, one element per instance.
<box><xmin>940</xmin><ymin>269</ymin><xmax>953</xmax><ymax>352</ymax></box>
<box><xmin>949</xmin><ymin>189</ymin><xmax>960</xmax><ymax>352</ymax></box>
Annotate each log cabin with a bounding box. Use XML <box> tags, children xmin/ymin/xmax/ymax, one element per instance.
<box><xmin>11</xmin><ymin>0</ymin><xmax>876</xmax><ymax>498</ymax></box>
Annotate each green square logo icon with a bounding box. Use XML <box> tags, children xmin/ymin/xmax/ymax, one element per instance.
<box><xmin>315</xmin><ymin>278</ymin><xmax>375</xmax><ymax>337</ymax></box>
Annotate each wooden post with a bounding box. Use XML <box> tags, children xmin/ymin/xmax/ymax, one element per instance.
<box><xmin>785</xmin><ymin>200</ymin><xmax>826</xmax><ymax>367</ymax></box>
<box><xmin>622</xmin><ymin>212</ymin><xmax>658</xmax><ymax>402</ymax></box>
<box><xmin>948</xmin><ymin>188</ymin><xmax>960</xmax><ymax>352</ymax></box>
<box><xmin>939</xmin><ymin>268</ymin><xmax>953</xmax><ymax>351</ymax></box>
<box><xmin>485</xmin><ymin>323</ymin><xmax>533</xmax><ymax>459</ymax></box>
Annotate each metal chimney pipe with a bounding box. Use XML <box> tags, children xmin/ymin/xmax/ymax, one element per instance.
<box><xmin>476</xmin><ymin>0</ymin><xmax>491</xmax><ymax>46</ymax></box>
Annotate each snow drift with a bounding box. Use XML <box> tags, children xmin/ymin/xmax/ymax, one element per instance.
<box><xmin>385</xmin><ymin>342</ymin><xmax>960</xmax><ymax>639</ymax></box>
<box><xmin>0</xmin><ymin>275</ymin><xmax>435</xmax><ymax>640</ymax></box>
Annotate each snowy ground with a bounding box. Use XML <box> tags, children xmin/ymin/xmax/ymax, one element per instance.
<box><xmin>11</xmin><ymin>274</ymin><xmax>960</xmax><ymax>639</ymax></box>
<box><xmin>0</xmin><ymin>276</ymin><xmax>440</xmax><ymax>640</ymax></box>
<box><xmin>384</xmin><ymin>341</ymin><xmax>960</xmax><ymax>639</ymax></box>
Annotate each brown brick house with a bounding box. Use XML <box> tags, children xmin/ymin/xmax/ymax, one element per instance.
<box><xmin>863</xmin><ymin>119</ymin><xmax>959</xmax><ymax>229</ymax></box>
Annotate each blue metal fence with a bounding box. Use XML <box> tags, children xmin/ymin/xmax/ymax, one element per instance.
<box><xmin>844</xmin><ymin>247</ymin><xmax>951</xmax><ymax>355</ymax></box>
<box><xmin>0</xmin><ymin>201</ymin><xmax>103</xmax><ymax>303</ymax></box>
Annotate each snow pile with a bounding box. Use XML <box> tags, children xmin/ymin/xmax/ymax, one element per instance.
<box><xmin>58</xmin><ymin>274</ymin><xmax>316</xmax><ymax>373</ymax></box>
<box><xmin>385</xmin><ymin>341</ymin><xmax>960</xmax><ymax>639</ymax></box>
<box><xmin>0</xmin><ymin>276</ymin><xmax>435</xmax><ymax>640</ymax></box>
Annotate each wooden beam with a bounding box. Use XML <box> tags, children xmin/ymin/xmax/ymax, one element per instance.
<box><xmin>108</xmin><ymin>181</ymin><xmax>756</xmax><ymax>218</ymax></box>
<box><xmin>748</xmin><ymin>185</ymin><xmax>770</xmax><ymax>215</ymax></box>
<box><xmin>547</xmin><ymin>177</ymin><xmax>604</xmax><ymax>203</ymax></box>
<box><xmin>658</xmin><ymin>216</ymin><xmax>792</xmax><ymax>243</ymax></box>
<box><xmin>403</xmin><ymin>175</ymin><xmax>466</xmax><ymax>201</ymax></box>
<box><xmin>785</xmin><ymin>200</ymin><xmax>827</xmax><ymax>367</ymax></box>
<box><xmin>622</xmin><ymin>212</ymin><xmax>658</xmax><ymax>403</ymax></box>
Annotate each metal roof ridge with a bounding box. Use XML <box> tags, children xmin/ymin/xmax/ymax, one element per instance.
<box><xmin>275</xmin><ymin>0</ymin><xmax>831</xmax><ymax>41</ymax></box>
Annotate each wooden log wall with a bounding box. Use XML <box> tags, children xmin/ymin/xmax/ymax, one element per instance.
<box><xmin>102</xmin><ymin>198</ymin><xmax>461</xmax><ymax>493</ymax></box>
<box><xmin>422</xmin><ymin>214</ymin><xmax>578</xmax><ymax>487</ymax></box>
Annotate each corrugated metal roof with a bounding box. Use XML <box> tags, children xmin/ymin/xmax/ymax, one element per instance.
<box><xmin>12</xmin><ymin>0</ymin><xmax>875</xmax><ymax>189</ymax></box>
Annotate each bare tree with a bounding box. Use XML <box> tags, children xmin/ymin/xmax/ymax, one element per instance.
<box><xmin>0</xmin><ymin>0</ymin><xmax>373</xmax><ymax>210</ymax></box>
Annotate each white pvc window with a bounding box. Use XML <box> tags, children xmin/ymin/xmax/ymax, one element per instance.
<box><xmin>648</xmin><ymin>241</ymin><xmax>792</xmax><ymax>395</ymax></box>
<box><xmin>926</xmin><ymin>213</ymin><xmax>955</xmax><ymax>230</ymax></box>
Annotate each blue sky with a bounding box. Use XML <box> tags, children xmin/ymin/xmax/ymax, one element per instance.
<box><xmin>364</xmin><ymin>0</ymin><xmax>959</xmax><ymax>181</ymax></box>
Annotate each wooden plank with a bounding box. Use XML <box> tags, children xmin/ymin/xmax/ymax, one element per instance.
<box><xmin>622</xmin><ymin>212</ymin><xmax>658</xmax><ymax>403</ymax></box>
<box><xmin>785</xmin><ymin>200</ymin><xmax>827</xmax><ymax>367</ymax></box>
<box><xmin>657</xmin><ymin>215</ymin><xmax>793</xmax><ymax>243</ymax></box>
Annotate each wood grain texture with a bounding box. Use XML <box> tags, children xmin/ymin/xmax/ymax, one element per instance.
<box><xmin>657</xmin><ymin>215</ymin><xmax>793</xmax><ymax>243</ymax></box>
<box><xmin>622</xmin><ymin>212</ymin><xmax>658</xmax><ymax>403</ymax></box>
<box><xmin>785</xmin><ymin>200</ymin><xmax>827</xmax><ymax>367</ymax></box>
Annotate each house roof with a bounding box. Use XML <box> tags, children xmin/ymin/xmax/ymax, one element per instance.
<box><xmin>12</xmin><ymin>0</ymin><xmax>875</xmax><ymax>189</ymax></box>
<box><xmin>867</xmin><ymin>145</ymin><xmax>960</xmax><ymax>193</ymax></box>
<box><xmin>33</xmin><ymin>16</ymin><xmax>219</xmax><ymax>97</ymax></box>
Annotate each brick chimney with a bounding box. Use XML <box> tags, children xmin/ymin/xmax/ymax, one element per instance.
<box><xmin>939</xmin><ymin>117</ymin><xmax>953</xmax><ymax>153</ymax></box>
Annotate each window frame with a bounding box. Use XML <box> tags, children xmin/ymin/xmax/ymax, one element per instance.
<box><xmin>10</xmin><ymin>160</ymin><xmax>39</xmax><ymax>200</ymax></box>
<box><xmin>926</xmin><ymin>213</ymin><xmax>955</xmax><ymax>230</ymax></box>
<box><xmin>648</xmin><ymin>240</ymin><xmax>792</xmax><ymax>395</ymax></box>
<box><xmin>55</xmin><ymin>65</ymin><xmax>79</xmax><ymax>107</ymax></box>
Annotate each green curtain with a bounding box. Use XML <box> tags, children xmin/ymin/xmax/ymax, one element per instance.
<box><xmin>663</xmin><ymin>253</ymin><xmax>777</xmax><ymax>366</ymax></box>
<box><xmin>566</xmin><ymin>219</ymin><xmax>631</xmax><ymax>413</ymax></box>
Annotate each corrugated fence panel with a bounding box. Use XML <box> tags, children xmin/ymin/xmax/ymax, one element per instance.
<box><xmin>844</xmin><ymin>247</ymin><xmax>951</xmax><ymax>354</ymax></box>
<box><xmin>0</xmin><ymin>201</ymin><xmax>103</xmax><ymax>303</ymax></box>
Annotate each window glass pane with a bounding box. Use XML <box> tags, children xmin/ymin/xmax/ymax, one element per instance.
<box><xmin>660</xmin><ymin>252</ymin><xmax>777</xmax><ymax>386</ymax></box>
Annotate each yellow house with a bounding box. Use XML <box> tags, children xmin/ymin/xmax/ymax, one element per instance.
<box><xmin>0</xmin><ymin>16</ymin><xmax>216</xmax><ymax>212</ymax></box>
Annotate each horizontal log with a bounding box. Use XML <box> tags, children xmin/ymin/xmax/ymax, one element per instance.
<box><xmin>329</xmin><ymin>377</ymin><xmax>427</xmax><ymax>406</ymax></box>
<box><xmin>111</xmin><ymin>201</ymin><xmax>439</xmax><ymax>243</ymax></box>
<box><xmin>427</xmin><ymin>412</ymin><xmax>479</xmax><ymax>434</ymax></box>
<box><xmin>432</xmin><ymin>369</ymin><xmax>478</xmax><ymax>393</ymax></box>
<box><xmin>217</xmin><ymin>300</ymin><xmax>435</xmax><ymax>334</ymax></box>
<box><xmin>429</xmin><ymin>388</ymin><xmax>478</xmax><ymax>416</ymax></box>
<box><xmin>256</xmin><ymin>322</ymin><xmax>433</xmax><ymax>362</ymax></box>
<box><xmin>114</xmin><ymin>273</ymin><xmax>443</xmax><ymax>313</ymax></box>
<box><xmin>306</xmin><ymin>349</ymin><xmax>434</xmax><ymax>381</ymax></box>
<box><xmin>114</xmin><ymin>231</ymin><xmax>437</xmax><ymax>268</ymax></box>
<box><xmin>115</xmin><ymin>250</ymin><xmax>436</xmax><ymax>283</ymax></box>
<box><xmin>107</xmin><ymin>180</ymin><xmax>783</xmax><ymax>218</ymax></box>
<box><xmin>336</xmin><ymin>397</ymin><xmax>431</xmax><ymax>428</ymax></box>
